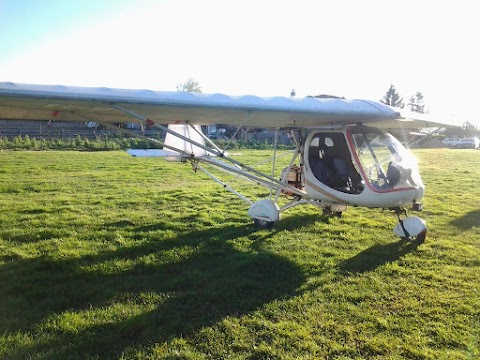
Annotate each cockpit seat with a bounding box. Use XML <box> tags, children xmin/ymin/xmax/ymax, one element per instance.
<box><xmin>309</xmin><ymin>137</ymin><xmax>364</xmax><ymax>194</ymax></box>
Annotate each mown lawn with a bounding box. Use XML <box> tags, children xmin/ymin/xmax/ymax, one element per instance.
<box><xmin>0</xmin><ymin>149</ymin><xmax>479</xmax><ymax>359</ymax></box>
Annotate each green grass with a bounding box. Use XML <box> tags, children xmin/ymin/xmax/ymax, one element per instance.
<box><xmin>0</xmin><ymin>149</ymin><xmax>479</xmax><ymax>359</ymax></box>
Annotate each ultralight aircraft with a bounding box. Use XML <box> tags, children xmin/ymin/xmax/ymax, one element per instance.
<box><xmin>0</xmin><ymin>82</ymin><xmax>453</xmax><ymax>243</ymax></box>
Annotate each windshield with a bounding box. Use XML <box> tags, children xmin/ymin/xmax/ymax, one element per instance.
<box><xmin>349</xmin><ymin>128</ymin><xmax>423</xmax><ymax>192</ymax></box>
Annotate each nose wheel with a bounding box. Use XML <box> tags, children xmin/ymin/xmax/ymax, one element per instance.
<box><xmin>393</xmin><ymin>208</ymin><xmax>427</xmax><ymax>244</ymax></box>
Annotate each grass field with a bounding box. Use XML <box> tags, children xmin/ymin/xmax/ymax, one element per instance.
<box><xmin>0</xmin><ymin>149</ymin><xmax>479</xmax><ymax>359</ymax></box>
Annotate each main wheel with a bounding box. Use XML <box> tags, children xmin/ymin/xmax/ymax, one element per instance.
<box><xmin>323</xmin><ymin>209</ymin><xmax>342</xmax><ymax>218</ymax></box>
<box><xmin>253</xmin><ymin>218</ymin><xmax>274</xmax><ymax>229</ymax></box>
<box><xmin>393</xmin><ymin>216</ymin><xmax>427</xmax><ymax>245</ymax></box>
<box><xmin>401</xmin><ymin>230</ymin><xmax>426</xmax><ymax>244</ymax></box>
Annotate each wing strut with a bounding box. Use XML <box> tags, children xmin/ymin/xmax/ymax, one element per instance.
<box><xmin>195</xmin><ymin>163</ymin><xmax>254</xmax><ymax>206</ymax></box>
<box><xmin>111</xmin><ymin>104</ymin><xmax>211</xmax><ymax>156</ymax></box>
<box><xmin>270</xmin><ymin>127</ymin><xmax>279</xmax><ymax>199</ymax></box>
<box><xmin>222</xmin><ymin>111</ymin><xmax>250</xmax><ymax>153</ymax></box>
<box><xmin>110</xmin><ymin>104</ymin><xmax>307</xmax><ymax>197</ymax></box>
<box><xmin>187</xmin><ymin>123</ymin><xmax>224</xmax><ymax>154</ymax></box>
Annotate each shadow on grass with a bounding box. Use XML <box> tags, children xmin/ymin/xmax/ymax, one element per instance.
<box><xmin>338</xmin><ymin>239</ymin><xmax>422</xmax><ymax>275</ymax></box>
<box><xmin>0</xmin><ymin>223</ymin><xmax>305</xmax><ymax>359</ymax></box>
<box><xmin>450</xmin><ymin>209</ymin><xmax>480</xmax><ymax>230</ymax></box>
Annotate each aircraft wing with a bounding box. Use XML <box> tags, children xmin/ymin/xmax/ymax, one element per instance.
<box><xmin>0</xmin><ymin>82</ymin><xmax>452</xmax><ymax>129</ymax></box>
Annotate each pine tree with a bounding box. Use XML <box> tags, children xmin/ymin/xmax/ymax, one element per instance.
<box><xmin>407</xmin><ymin>92</ymin><xmax>425</xmax><ymax>113</ymax></box>
<box><xmin>380</xmin><ymin>84</ymin><xmax>404</xmax><ymax>108</ymax></box>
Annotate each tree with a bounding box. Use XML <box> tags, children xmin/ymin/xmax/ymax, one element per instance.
<box><xmin>462</xmin><ymin>121</ymin><xmax>479</xmax><ymax>136</ymax></box>
<box><xmin>176</xmin><ymin>78</ymin><xmax>202</xmax><ymax>93</ymax></box>
<box><xmin>380</xmin><ymin>84</ymin><xmax>404</xmax><ymax>108</ymax></box>
<box><xmin>408</xmin><ymin>92</ymin><xmax>425</xmax><ymax>113</ymax></box>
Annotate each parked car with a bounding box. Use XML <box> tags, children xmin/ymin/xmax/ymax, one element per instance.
<box><xmin>454</xmin><ymin>137</ymin><xmax>480</xmax><ymax>149</ymax></box>
<box><xmin>442</xmin><ymin>137</ymin><xmax>462</xmax><ymax>147</ymax></box>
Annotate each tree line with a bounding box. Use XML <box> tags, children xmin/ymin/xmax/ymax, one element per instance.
<box><xmin>380</xmin><ymin>83</ymin><xmax>478</xmax><ymax>136</ymax></box>
<box><xmin>380</xmin><ymin>84</ymin><xmax>425</xmax><ymax>113</ymax></box>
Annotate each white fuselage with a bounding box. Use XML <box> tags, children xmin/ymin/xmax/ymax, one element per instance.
<box><xmin>302</xmin><ymin>126</ymin><xmax>425</xmax><ymax>209</ymax></box>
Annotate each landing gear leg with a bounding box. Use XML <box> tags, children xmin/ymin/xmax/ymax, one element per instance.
<box><xmin>393</xmin><ymin>208</ymin><xmax>427</xmax><ymax>244</ymax></box>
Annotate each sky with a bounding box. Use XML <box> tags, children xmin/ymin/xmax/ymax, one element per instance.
<box><xmin>1</xmin><ymin>0</ymin><xmax>479</xmax><ymax>127</ymax></box>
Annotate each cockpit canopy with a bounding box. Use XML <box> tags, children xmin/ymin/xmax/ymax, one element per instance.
<box><xmin>307</xmin><ymin>126</ymin><xmax>423</xmax><ymax>194</ymax></box>
<box><xmin>349</xmin><ymin>127</ymin><xmax>423</xmax><ymax>192</ymax></box>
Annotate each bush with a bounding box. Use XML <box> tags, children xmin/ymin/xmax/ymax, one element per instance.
<box><xmin>0</xmin><ymin>135</ymin><xmax>125</xmax><ymax>151</ymax></box>
<box><xmin>0</xmin><ymin>134</ymin><xmax>294</xmax><ymax>151</ymax></box>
